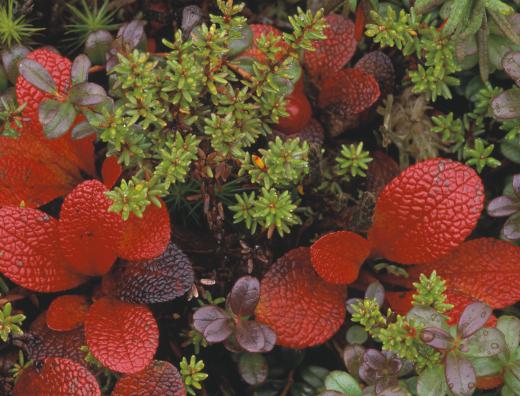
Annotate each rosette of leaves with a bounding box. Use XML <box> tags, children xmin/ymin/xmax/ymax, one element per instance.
<box><xmin>193</xmin><ymin>276</ymin><xmax>276</xmax><ymax>353</ymax></box>
<box><xmin>487</xmin><ymin>174</ymin><xmax>520</xmax><ymax>241</ymax></box>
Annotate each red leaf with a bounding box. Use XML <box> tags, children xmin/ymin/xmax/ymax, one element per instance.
<box><xmin>366</xmin><ymin>151</ymin><xmax>400</xmax><ymax>197</ymax></box>
<box><xmin>304</xmin><ymin>15</ymin><xmax>356</xmax><ymax>80</ymax></box>
<box><xmin>354</xmin><ymin>5</ymin><xmax>365</xmax><ymax>42</ymax></box>
<box><xmin>355</xmin><ymin>51</ymin><xmax>395</xmax><ymax>97</ymax></box>
<box><xmin>101</xmin><ymin>156</ymin><xmax>122</xmax><ymax>189</ymax></box>
<box><xmin>319</xmin><ymin>68</ymin><xmax>380</xmax><ymax>115</ymax></box>
<box><xmin>238</xmin><ymin>24</ymin><xmax>288</xmax><ymax>64</ymax></box>
<box><xmin>117</xmin><ymin>199</ymin><xmax>171</xmax><ymax>261</ymax></box>
<box><xmin>0</xmin><ymin>207</ymin><xmax>87</xmax><ymax>292</ymax></box>
<box><xmin>255</xmin><ymin>247</ymin><xmax>347</xmax><ymax>349</ymax></box>
<box><xmin>368</xmin><ymin>159</ymin><xmax>484</xmax><ymax>264</ymax></box>
<box><xmin>409</xmin><ymin>238</ymin><xmax>520</xmax><ymax>309</ymax></box>
<box><xmin>46</xmin><ymin>295</ymin><xmax>90</xmax><ymax>331</ymax></box>
<box><xmin>13</xmin><ymin>357</ymin><xmax>100</xmax><ymax>396</ymax></box>
<box><xmin>385</xmin><ymin>290</ymin><xmax>414</xmax><ymax>315</ymax></box>
<box><xmin>58</xmin><ymin>180</ymin><xmax>123</xmax><ymax>276</ymax></box>
<box><xmin>85</xmin><ymin>297</ymin><xmax>159</xmax><ymax>374</ymax></box>
<box><xmin>310</xmin><ymin>231</ymin><xmax>371</xmax><ymax>284</ymax></box>
<box><xmin>112</xmin><ymin>360</ymin><xmax>186</xmax><ymax>396</ymax></box>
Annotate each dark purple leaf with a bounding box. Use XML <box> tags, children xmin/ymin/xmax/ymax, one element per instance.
<box><xmin>487</xmin><ymin>196</ymin><xmax>520</xmax><ymax>217</ymax></box>
<box><xmin>458</xmin><ymin>302</ymin><xmax>492</xmax><ymax>338</ymax></box>
<box><xmin>343</xmin><ymin>345</ymin><xmax>365</xmax><ymax>379</ymax></box>
<box><xmin>407</xmin><ymin>306</ymin><xmax>444</xmax><ymax>328</ymax></box>
<box><xmin>193</xmin><ymin>305</ymin><xmax>232</xmax><ymax>343</ymax></box>
<box><xmin>513</xmin><ymin>174</ymin><xmax>520</xmax><ymax>197</ymax></box>
<box><xmin>71</xmin><ymin>120</ymin><xmax>97</xmax><ymax>139</ymax></box>
<box><xmin>359</xmin><ymin>364</ymin><xmax>376</xmax><ymax>385</ymax></box>
<box><xmin>421</xmin><ymin>327</ymin><xmax>453</xmax><ymax>350</ymax></box>
<box><xmin>504</xmin><ymin>213</ymin><xmax>520</xmax><ymax>240</ymax></box>
<box><xmin>238</xmin><ymin>352</ymin><xmax>268</xmax><ymax>386</ymax></box>
<box><xmin>363</xmin><ymin>349</ymin><xmax>386</xmax><ymax>370</ymax></box>
<box><xmin>235</xmin><ymin>320</ymin><xmax>276</xmax><ymax>353</ymax></box>
<box><xmin>492</xmin><ymin>89</ymin><xmax>520</xmax><ymax>120</ymax></box>
<box><xmin>445</xmin><ymin>354</ymin><xmax>476</xmax><ymax>396</ymax></box>
<box><xmin>38</xmin><ymin>99</ymin><xmax>76</xmax><ymax>139</ymax></box>
<box><xmin>365</xmin><ymin>282</ymin><xmax>385</xmax><ymax>307</ymax></box>
<box><xmin>85</xmin><ymin>30</ymin><xmax>113</xmax><ymax>66</ymax></box>
<box><xmin>71</xmin><ymin>55</ymin><xmax>91</xmax><ymax>85</ymax></box>
<box><xmin>229</xmin><ymin>276</ymin><xmax>260</xmax><ymax>317</ymax></box>
<box><xmin>459</xmin><ymin>328</ymin><xmax>506</xmax><ymax>357</ymax></box>
<box><xmin>19</xmin><ymin>58</ymin><xmax>56</xmax><ymax>94</ymax></box>
<box><xmin>118</xmin><ymin>20</ymin><xmax>145</xmax><ymax>50</ymax></box>
<box><xmin>1</xmin><ymin>45</ymin><xmax>29</xmax><ymax>84</ymax></box>
<box><xmin>503</xmin><ymin>51</ymin><xmax>520</xmax><ymax>86</ymax></box>
<box><xmin>69</xmin><ymin>82</ymin><xmax>107</xmax><ymax>106</ymax></box>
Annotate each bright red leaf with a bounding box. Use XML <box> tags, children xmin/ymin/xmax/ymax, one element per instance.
<box><xmin>58</xmin><ymin>180</ymin><xmax>123</xmax><ymax>276</ymax></box>
<box><xmin>310</xmin><ymin>231</ymin><xmax>371</xmax><ymax>284</ymax></box>
<box><xmin>0</xmin><ymin>207</ymin><xmax>87</xmax><ymax>292</ymax></box>
<box><xmin>46</xmin><ymin>295</ymin><xmax>90</xmax><ymax>331</ymax></box>
<box><xmin>101</xmin><ymin>155</ymin><xmax>122</xmax><ymax>189</ymax></box>
<box><xmin>111</xmin><ymin>360</ymin><xmax>186</xmax><ymax>396</ymax></box>
<box><xmin>238</xmin><ymin>24</ymin><xmax>288</xmax><ymax>64</ymax></box>
<box><xmin>13</xmin><ymin>357</ymin><xmax>100</xmax><ymax>396</ymax></box>
<box><xmin>368</xmin><ymin>158</ymin><xmax>484</xmax><ymax>264</ymax></box>
<box><xmin>117</xmin><ymin>199</ymin><xmax>171</xmax><ymax>261</ymax></box>
<box><xmin>85</xmin><ymin>297</ymin><xmax>159</xmax><ymax>374</ymax></box>
<box><xmin>255</xmin><ymin>247</ymin><xmax>347</xmax><ymax>349</ymax></box>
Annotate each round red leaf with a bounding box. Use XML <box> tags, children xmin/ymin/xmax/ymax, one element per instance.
<box><xmin>58</xmin><ymin>180</ymin><xmax>123</xmax><ymax>276</ymax></box>
<box><xmin>255</xmin><ymin>247</ymin><xmax>347</xmax><ymax>349</ymax></box>
<box><xmin>46</xmin><ymin>295</ymin><xmax>90</xmax><ymax>331</ymax></box>
<box><xmin>13</xmin><ymin>357</ymin><xmax>100</xmax><ymax>396</ymax></box>
<box><xmin>0</xmin><ymin>207</ymin><xmax>87</xmax><ymax>292</ymax></box>
<box><xmin>111</xmin><ymin>360</ymin><xmax>186</xmax><ymax>396</ymax></box>
<box><xmin>310</xmin><ymin>231</ymin><xmax>371</xmax><ymax>284</ymax></box>
<box><xmin>85</xmin><ymin>297</ymin><xmax>159</xmax><ymax>374</ymax></box>
<box><xmin>368</xmin><ymin>158</ymin><xmax>484</xmax><ymax>264</ymax></box>
<box><xmin>101</xmin><ymin>156</ymin><xmax>122</xmax><ymax>189</ymax></box>
<box><xmin>238</xmin><ymin>24</ymin><xmax>288</xmax><ymax>64</ymax></box>
<box><xmin>117</xmin><ymin>199</ymin><xmax>171</xmax><ymax>261</ymax></box>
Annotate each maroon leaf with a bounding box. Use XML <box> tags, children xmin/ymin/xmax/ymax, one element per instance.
<box><xmin>487</xmin><ymin>195</ymin><xmax>520</xmax><ymax>217</ymax></box>
<box><xmin>69</xmin><ymin>82</ymin><xmax>107</xmax><ymax>106</ymax></box>
<box><xmin>18</xmin><ymin>58</ymin><xmax>56</xmax><ymax>94</ymax></box>
<box><xmin>421</xmin><ymin>327</ymin><xmax>454</xmax><ymax>350</ymax></box>
<box><xmin>445</xmin><ymin>354</ymin><xmax>476</xmax><ymax>396</ymax></box>
<box><xmin>235</xmin><ymin>320</ymin><xmax>276</xmax><ymax>353</ymax></box>
<box><xmin>458</xmin><ymin>302</ymin><xmax>492</xmax><ymax>338</ymax></box>
<box><xmin>38</xmin><ymin>99</ymin><xmax>76</xmax><ymax>139</ymax></box>
<box><xmin>119</xmin><ymin>20</ymin><xmax>145</xmax><ymax>49</ymax></box>
<box><xmin>193</xmin><ymin>306</ymin><xmax>232</xmax><ymax>343</ymax></box>
<box><xmin>71</xmin><ymin>55</ymin><xmax>91</xmax><ymax>85</ymax></box>
<box><xmin>229</xmin><ymin>276</ymin><xmax>260</xmax><ymax>317</ymax></box>
<box><xmin>343</xmin><ymin>345</ymin><xmax>365</xmax><ymax>380</ymax></box>
<box><xmin>363</xmin><ymin>349</ymin><xmax>386</xmax><ymax>370</ymax></box>
<box><xmin>503</xmin><ymin>51</ymin><xmax>520</xmax><ymax>86</ymax></box>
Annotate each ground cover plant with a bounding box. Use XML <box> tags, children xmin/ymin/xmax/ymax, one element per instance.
<box><xmin>0</xmin><ymin>0</ymin><xmax>520</xmax><ymax>395</ymax></box>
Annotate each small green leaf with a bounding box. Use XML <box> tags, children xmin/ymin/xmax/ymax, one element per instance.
<box><xmin>324</xmin><ymin>371</ymin><xmax>362</xmax><ymax>396</ymax></box>
<box><xmin>460</xmin><ymin>328</ymin><xmax>506</xmax><ymax>357</ymax></box>
<box><xmin>38</xmin><ymin>99</ymin><xmax>76</xmax><ymax>139</ymax></box>
<box><xmin>18</xmin><ymin>58</ymin><xmax>56</xmax><ymax>94</ymax></box>
<box><xmin>417</xmin><ymin>365</ymin><xmax>448</xmax><ymax>396</ymax></box>
<box><xmin>497</xmin><ymin>316</ymin><xmax>520</xmax><ymax>352</ymax></box>
<box><xmin>238</xmin><ymin>353</ymin><xmax>268</xmax><ymax>386</ymax></box>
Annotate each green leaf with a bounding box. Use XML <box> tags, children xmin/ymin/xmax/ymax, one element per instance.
<box><xmin>501</xmin><ymin>138</ymin><xmax>520</xmax><ymax>164</ymax></box>
<box><xmin>18</xmin><ymin>58</ymin><xmax>56</xmax><ymax>94</ymax></box>
<box><xmin>460</xmin><ymin>328</ymin><xmax>506</xmax><ymax>357</ymax></box>
<box><xmin>71</xmin><ymin>120</ymin><xmax>97</xmax><ymax>139</ymax></box>
<box><xmin>238</xmin><ymin>353</ymin><xmax>268</xmax><ymax>386</ymax></box>
<box><xmin>38</xmin><ymin>99</ymin><xmax>76</xmax><ymax>139</ymax></box>
<box><xmin>346</xmin><ymin>325</ymin><xmax>368</xmax><ymax>345</ymax></box>
<box><xmin>69</xmin><ymin>82</ymin><xmax>107</xmax><ymax>106</ymax></box>
<box><xmin>71</xmin><ymin>54</ymin><xmax>91</xmax><ymax>85</ymax></box>
<box><xmin>497</xmin><ymin>316</ymin><xmax>520</xmax><ymax>352</ymax></box>
<box><xmin>324</xmin><ymin>371</ymin><xmax>362</xmax><ymax>396</ymax></box>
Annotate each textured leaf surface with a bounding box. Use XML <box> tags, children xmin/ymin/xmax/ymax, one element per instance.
<box><xmin>410</xmin><ymin>238</ymin><xmax>520</xmax><ymax>308</ymax></box>
<box><xmin>101</xmin><ymin>156</ymin><xmax>122</xmax><ymax>189</ymax></box>
<box><xmin>304</xmin><ymin>15</ymin><xmax>356</xmax><ymax>80</ymax></box>
<box><xmin>445</xmin><ymin>354</ymin><xmax>476</xmax><ymax>396</ymax></box>
<box><xmin>26</xmin><ymin>313</ymin><xmax>86</xmax><ymax>365</ymax></box>
<box><xmin>112</xmin><ymin>360</ymin><xmax>186</xmax><ymax>396</ymax></box>
<box><xmin>319</xmin><ymin>68</ymin><xmax>380</xmax><ymax>115</ymax></box>
<box><xmin>368</xmin><ymin>159</ymin><xmax>484</xmax><ymax>264</ymax></box>
<box><xmin>229</xmin><ymin>276</ymin><xmax>260</xmax><ymax>317</ymax></box>
<box><xmin>255</xmin><ymin>247</ymin><xmax>347</xmax><ymax>349</ymax></box>
<box><xmin>238</xmin><ymin>24</ymin><xmax>287</xmax><ymax>64</ymax></box>
<box><xmin>58</xmin><ymin>180</ymin><xmax>123</xmax><ymax>276</ymax></box>
<box><xmin>355</xmin><ymin>51</ymin><xmax>395</xmax><ymax>97</ymax></box>
<box><xmin>310</xmin><ymin>231</ymin><xmax>371</xmax><ymax>284</ymax></box>
<box><xmin>117</xmin><ymin>199</ymin><xmax>171</xmax><ymax>261</ymax></box>
<box><xmin>193</xmin><ymin>306</ymin><xmax>233</xmax><ymax>343</ymax></box>
<box><xmin>0</xmin><ymin>207</ymin><xmax>87</xmax><ymax>292</ymax></box>
<box><xmin>235</xmin><ymin>320</ymin><xmax>276</xmax><ymax>353</ymax></box>
<box><xmin>13</xmin><ymin>358</ymin><xmax>100</xmax><ymax>396</ymax></box>
<box><xmin>102</xmin><ymin>242</ymin><xmax>194</xmax><ymax>304</ymax></box>
<box><xmin>46</xmin><ymin>295</ymin><xmax>89</xmax><ymax>331</ymax></box>
<box><xmin>366</xmin><ymin>151</ymin><xmax>400</xmax><ymax>197</ymax></box>
<box><xmin>85</xmin><ymin>297</ymin><xmax>159</xmax><ymax>374</ymax></box>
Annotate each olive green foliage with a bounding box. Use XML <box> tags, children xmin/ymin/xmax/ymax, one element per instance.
<box><xmin>0</xmin><ymin>303</ymin><xmax>25</xmax><ymax>343</ymax></box>
<box><xmin>180</xmin><ymin>355</ymin><xmax>209</xmax><ymax>396</ymax></box>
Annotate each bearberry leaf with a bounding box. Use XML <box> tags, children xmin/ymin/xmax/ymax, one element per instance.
<box><xmin>492</xmin><ymin>89</ymin><xmax>520</xmax><ymax>120</ymax></box>
<box><xmin>69</xmin><ymin>82</ymin><xmax>107</xmax><ymax>106</ymax></box>
<box><xmin>2</xmin><ymin>45</ymin><xmax>29</xmax><ymax>84</ymax></box>
<box><xmin>71</xmin><ymin>120</ymin><xmax>97</xmax><ymax>139</ymax></box>
<box><xmin>46</xmin><ymin>295</ymin><xmax>89</xmax><ymax>331</ymax></box>
<box><xmin>71</xmin><ymin>54</ymin><xmax>91</xmax><ymax>85</ymax></box>
<box><xmin>85</xmin><ymin>297</ymin><xmax>159</xmax><ymax>374</ymax></box>
<box><xmin>111</xmin><ymin>360</ymin><xmax>186</xmax><ymax>396</ymax></box>
<box><xmin>119</xmin><ymin>20</ymin><xmax>145</xmax><ymax>49</ymax></box>
<box><xmin>417</xmin><ymin>365</ymin><xmax>448</xmax><ymax>396</ymax></box>
<box><xmin>365</xmin><ymin>282</ymin><xmax>385</xmax><ymax>307</ymax></box>
<box><xmin>116</xmin><ymin>199</ymin><xmax>171</xmax><ymax>261</ymax></box>
<box><xmin>101</xmin><ymin>156</ymin><xmax>122</xmax><ymax>189</ymax></box>
<box><xmin>13</xmin><ymin>358</ymin><xmax>100</xmax><ymax>396</ymax></box>
<box><xmin>367</xmin><ymin>152</ymin><xmax>400</xmax><ymax>197</ymax></box>
<box><xmin>324</xmin><ymin>371</ymin><xmax>362</xmax><ymax>396</ymax></box>
<box><xmin>368</xmin><ymin>159</ymin><xmax>484</xmax><ymax>264</ymax></box>
<box><xmin>458</xmin><ymin>302</ymin><xmax>492</xmax><ymax>338</ymax></box>
<box><xmin>445</xmin><ymin>354</ymin><xmax>476</xmax><ymax>396</ymax></box>
<box><xmin>460</xmin><ymin>328</ymin><xmax>506</xmax><ymax>357</ymax></box>
<box><xmin>503</xmin><ymin>51</ymin><xmax>520</xmax><ymax>86</ymax></box>
<box><xmin>229</xmin><ymin>276</ymin><xmax>260</xmax><ymax>317</ymax></box>
<box><xmin>310</xmin><ymin>231</ymin><xmax>371</xmax><ymax>285</ymax></box>
<box><xmin>496</xmin><ymin>316</ymin><xmax>520</xmax><ymax>351</ymax></box>
<box><xmin>236</xmin><ymin>320</ymin><xmax>276</xmax><ymax>353</ymax></box>
<box><xmin>39</xmin><ymin>99</ymin><xmax>77</xmax><ymax>139</ymax></box>
<box><xmin>238</xmin><ymin>353</ymin><xmax>268</xmax><ymax>386</ymax></box>
<box><xmin>343</xmin><ymin>345</ymin><xmax>365</xmax><ymax>379</ymax></box>
<box><xmin>256</xmin><ymin>248</ymin><xmax>347</xmax><ymax>349</ymax></box>
<box><xmin>409</xmin><ymin>238</ymin><xmax>520</xmax><ymax>309</ymax></box>
<box><xmin>421</xmin><ymin>327</ymin><xmax>453</xmax><ymax>350</ymax></box>
<box><xmin>355</xmin><ymin>51</ymin><xmax>395</xmax><ymax>97</ymax></box>
<box><xmin>58</xmin><ymin>180</ymin><xmax>123</xmax><ymax>276</ymax></box>
<box><xmin>487</xmin><ymin>195</ymin><xmax>520</xmax><ymax>217</ymax></box>
<box><xmin>103</xmin><ymin>242</ymin><xmax>194</xmax><ymax>304</ymax></box>
<box><xmin>0</xmin><ymin>207</ymin><xmax>87</xmax><ymax>292</ymax></box>
<box><xmin>18</xmin><ymin>58</ymin><xmax>57</xmax><ymax>94</ymax></box>
<box><xmin>193</xmin><ymin>305</ymin><xmax>233</xmax><ymax>343</ymax></box>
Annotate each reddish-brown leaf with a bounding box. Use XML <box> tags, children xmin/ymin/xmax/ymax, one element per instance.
<box><xmin>310</xmin><ymin>231</ymin><xmax>371</xmax><ymax>284</ymax></box>
<box><xmin>46</xmin><ymin>295</ymin><xmax>90</xmax><ymax>331</ymax></box>
<box><xmin>366</xmin><ymin>151</ymin><xmax>400</xmax><ymax>197</ymax></box>
<box><xmin>238</xmin><ymin>24</ymin><xmax>288</xmax><ymax>64</ymax></box>
<box><xmin>13</xmin><ymin>358</ymin><xmax>100</xmax><ymax>396</ymax></box>
<box><xmin>111</xmin><ymin>360</ymin><xmax>186</xmax><ymax>396</ymax></box>
<box><xmin>0</xmin><ymin>207</ymin><xmax>87</xmax><ymax>292</ymax></box>
<box><xmin>255</xmin><ymin>247</ymin><xmax>347</xmax><ymax>349</ymax></box>
<box><xmin>85</xmin><ymin>297</ymin><xmax>159</xmax><ymax>374</ymax></box>
<box><xmin>101</xmin><ymin>155</ymin><xmax>122</xmax><ymax>189</ymax></box>
<box><xmin>58</xmin><ymin>180</ymin><xmax>123</xmax><ymax>276</ymax></box>
<box><xmin>368</xmin><ymin>159</ymin><xmax>484</xmax><ymax>264</ymax></box>
<box><xmin>355</xmin><ymin>51</ymin><xmax>395</xmax><ymax>97</ymax></box>
<box><xmin>117</xmin><ymin>199</ymin><xmax>171</xmax><ymax>261</ymax></box>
